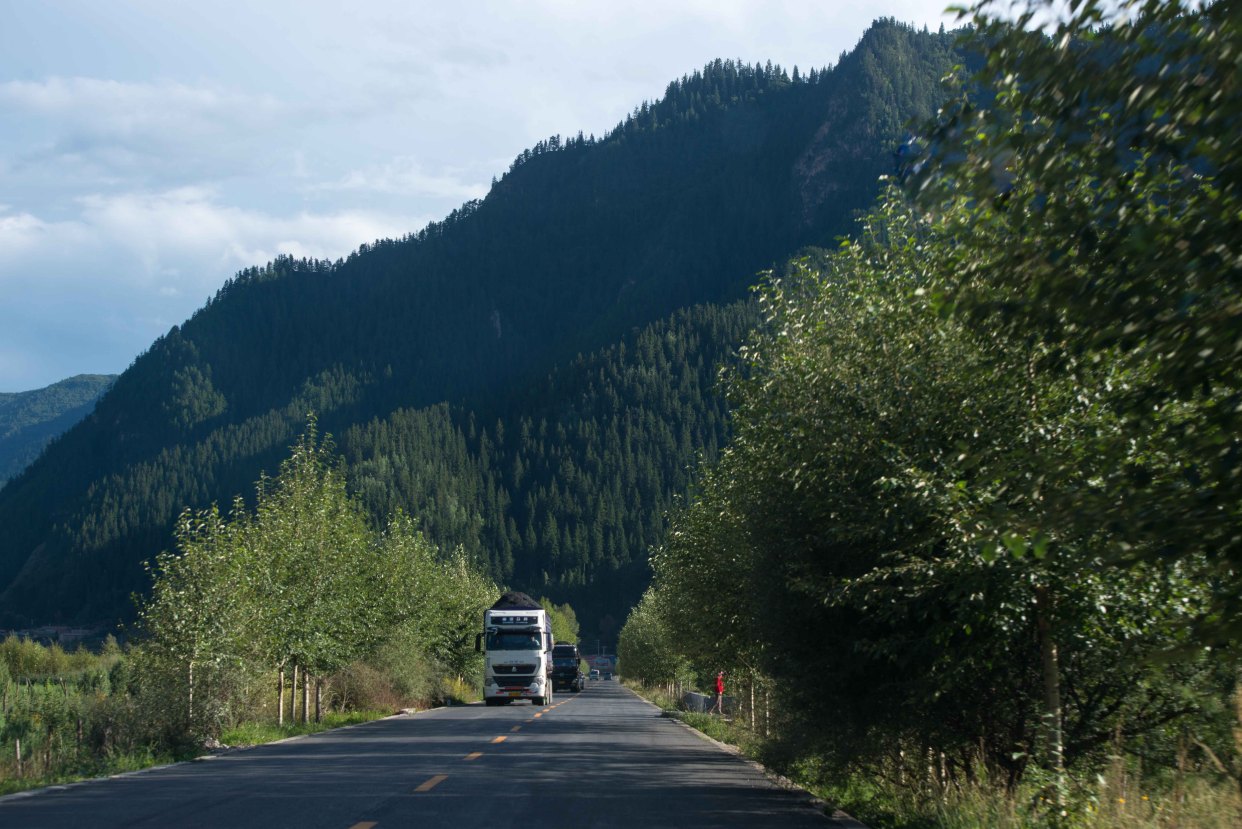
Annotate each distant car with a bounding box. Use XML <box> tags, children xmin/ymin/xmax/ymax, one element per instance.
<box><xmin>589</xmin><ymin>669</ymin><xmax>601</xmax><ymax>681</ymax></box>
<box><xmin>603</xmin><ymin>671</ymin><xmax>613</xmax><ymax>680</ymax></box>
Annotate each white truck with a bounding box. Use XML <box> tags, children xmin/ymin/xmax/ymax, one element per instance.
<box><xmin>476</xmin><ymin>592</ymin><xmax>555</xmax><ymax>706</ymax></box>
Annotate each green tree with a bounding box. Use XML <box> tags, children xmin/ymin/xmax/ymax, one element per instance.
<box><xmin>137</xmin><ymin>502</ymin><xmax>251</xmax><ymax>736</ymax></box>
<box><xmin>242</xmin><ymin>420</ymin><xmax>388</xmax><ymax>721</ymax></box>
<box><xmin>915</xmin><ymin>0</ymin><xmax>1242</xmax><ymax>643</ymax></box>
<box><xmin>540</xmin><ymin>598</ymin><xmax>581</xmax><ymax>645</ymax></box>
<box><xmin>651</xmin><ymin>195</ymin><xmax>1223</xmax><ymax>796</ymax></box>
<box><xmin>617</xmin><ymin>587</ymin><xmax>694</xmax><ymax>688</ymax></box>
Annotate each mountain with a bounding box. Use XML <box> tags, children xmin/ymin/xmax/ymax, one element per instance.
<box><xmin>0</xmin><ymin>374</ymin><xmax>116</xmax><ymax>489</ymax></box>
<box><xmin>0</xmin><ymin>20</ymin><xmax>958</xmax><ymax>631</ymax></box>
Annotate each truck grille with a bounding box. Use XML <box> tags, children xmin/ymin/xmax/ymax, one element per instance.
<box><xmin>492</xmin><ymin>664</ymin><xmax>537</xmax><ymax>687</ymax></box>
<box><xmin>495</xmin><ymin>676</ymin><xmax>534</xmax><ymax>688</ymax></box>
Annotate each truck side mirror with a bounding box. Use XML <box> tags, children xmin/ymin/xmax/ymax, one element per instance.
<box><xmin>475</xmin><ymin>632</ymin><xmax>483</xmax><ymax>653</ymax></box>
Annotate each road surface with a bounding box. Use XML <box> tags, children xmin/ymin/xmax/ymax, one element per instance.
<box><xmin>0</xmin><ymin>680</ymin><xmax>847</xmax><ymax>828</ymax></box>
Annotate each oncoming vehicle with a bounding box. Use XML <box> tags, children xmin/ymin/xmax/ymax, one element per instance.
<box><xmin>476</xmin><ymin>592</ymin><xmax>554</xmax><ymax>706</ymax></box>
<box><xmin>551</xmin><ymin>642</ymin><xmax>586</xmax><ymax>693</ymax></box>
<box><xmin>589</xmin><ymin>669</ymin><xmax>601</xmax><ymax>681</ymax></box>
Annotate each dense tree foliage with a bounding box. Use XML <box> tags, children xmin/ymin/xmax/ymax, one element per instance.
<box><xmin>540</xmin><ymin>599</ymin><xmax>580</xmax><ymax>645</ymax></box>
<box><xmin>625</xmin><ymin>1</ymin><xmax>1241</xmax><ymax>819</ymax></box>
<box><xmin>0</xmin><ymin>20</ymin><xmax>959</xmax><ymax>629</ymax></box>
<box><xmin>138</xmin><ymin>421</ymin><xmax>498</xmax><ymax>738</ymax></box>
<box><xmin>913</xmin><ymin>0</ymin><xmax>1242</xmax><ymax>643</ymax></box>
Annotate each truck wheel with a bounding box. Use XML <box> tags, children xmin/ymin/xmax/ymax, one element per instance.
<box><xmin>484</xmin><ymin>698</ymin><xmax>500</xmax><ymax>707</ymax></box>
<box><xmin>532</xmin><ymin>696</ymin><xmax>544</xmax><ymax>706</ymax></box>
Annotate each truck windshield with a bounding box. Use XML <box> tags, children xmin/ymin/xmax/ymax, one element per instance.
<box><xmin>487</xmin><ymin>631</ymin><xmax>541</xmax><ymax>651</ymax></box>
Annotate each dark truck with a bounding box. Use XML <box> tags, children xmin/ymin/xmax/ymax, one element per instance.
<box><xmin>551</xmin><ymin>642</ymin><xmax>586</xmax><ymax>693</ymax></box>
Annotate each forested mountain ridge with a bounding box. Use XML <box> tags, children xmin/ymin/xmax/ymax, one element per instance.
<box><xmin>0</xmin><ymin>20</ymin><xmax>958</xmax><ymax>629</ymax></box>
<box><xmin>341</xmin><ymin>301</ymin><xmax>759</xmax><ymax>630</ymax></box>
<box><xmin>0</xmin><ymin>374</ymin><xmax>116</xmax><ymax>488</ymax></box>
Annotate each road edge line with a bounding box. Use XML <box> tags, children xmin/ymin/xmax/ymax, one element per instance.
<box><xmin>0</xmin><ymin>709</ymin><xmax>425</xmax><ymax>804</ymax></box>
<box><xmin>623</xmin><ymin>684</ymin><xmax>868</xmax><ymax>828</ymax></box>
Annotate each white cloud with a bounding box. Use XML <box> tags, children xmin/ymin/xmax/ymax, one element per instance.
<box><xmin>0</xmin><ymin>76</ymin><xmax>289</xmax><ymax>137</ymax></box>
<box><xmin>318</xmin><ymin>156</ymin><xmax>489</xmax><ymax>200</ymax></box>
<box><xmin>0</xmin><ymin>78</ymin><xmax>292</xmax><ymax>179</ymax></box>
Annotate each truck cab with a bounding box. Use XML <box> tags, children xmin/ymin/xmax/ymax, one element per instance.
<box><xmin>551</xmin><ymin>642</ymin><xmax>585</xmax><ymax>692</ymax></box>
<box><xmin>477</xmin><ymin>593</ymin><xmax>554</xmax><ymax>706</ymax></box>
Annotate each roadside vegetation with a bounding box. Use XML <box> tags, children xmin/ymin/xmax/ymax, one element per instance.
<box><xmin>621</xmin><ymin>1</ymin><xmax>1242</xmax><ymax>826</ymax></box>
<box><xmin>0</xmin><ymin>419</ymin><xmax>516</xmax><ymax>795</ymax></box>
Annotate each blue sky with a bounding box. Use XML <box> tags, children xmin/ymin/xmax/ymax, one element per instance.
<box><xmin>0</xmin><ymin>0</ymin><xmax>957</xmax><ymax>392</ymax></box>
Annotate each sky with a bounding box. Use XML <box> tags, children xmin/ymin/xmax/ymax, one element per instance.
<box><xmin>0</xmin><ymin>0</ymin><xmax>959</xmax><ymax>392</ymax></box>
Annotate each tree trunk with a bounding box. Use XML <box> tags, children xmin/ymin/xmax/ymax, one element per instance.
<box><xmin>188</xmin><ymin>660</ymin><xmax>195</xmax><ymax>726</ymax></box>
<box><xmin>15</xmin><ymin>737</ymin><xmax>21</xmax><ymax>778</ymax></box>
<box><xmin>1172</xmin><ymin>732</ymin><xmax>1186</xmax><ymax>829</ymax></box>
<box><xmin>1233</xmin><ymin>671</ymin><xmax>1242</xmax><ymax>816</ymax></box>
<box><xmin>315</xmin><ymin>678</ymin><xmax>323</xmax><ymax>723</ymax></box>
<box><xmin>277</xmin><ymin>668</ymin><xmax>285</xmax><ymax>726</ymax></box>
<box><xmin>291</xmin><ymin>663</ymin><xmax>299</xmax><ymax>725</ymax></box>
<box><xmin>302</xmin><ymin>671</ymin><xmax>310</xmax><ymax>725</ymax></box>
<box><xmin>1034</xmin><ymin>584</ymin><xmax>1066</xmax><ymax>800</ymax></box>
<box><xmin>764</xmin><ymin>688</ymin><xmax>770</xmax><ymax>737</ymax></box>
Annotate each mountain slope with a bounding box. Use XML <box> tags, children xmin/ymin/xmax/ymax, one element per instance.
<box><xmin>341</xmin><ymin>300</ymin><xmax>760</xmax><ymax>633</ymax></box>
<box><xmin>0</xmin><ymin>375</ymin><xmax>116</xmax><ymax>488</ymax></box>
<box><xmin>0</xmin><ymin>20</ymin><xmax>958</xmax><ymax>627</ymax></box>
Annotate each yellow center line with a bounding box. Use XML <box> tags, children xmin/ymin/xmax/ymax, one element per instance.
<box><xmin>464</xmin><ymin>752</ymin><xmax>483</xmax><ymax>761</ymax></box>
<box><xmin>349</xmin><ymin>823</ymin><xmax>378</xmax><ymax>829</ymax></box>
<box><xmin>510</xmin><ymin>725</ymin><xmax>521</xmax><ymax>732</ymax></box>
<box><xmin>533</xmin><ymin>712</ymin><xmax>542</xmax><ymax>718</ymax></box>
<box><xmin>415</xmin><ymin>774</ymin><xmax>448</xmax><ymax>793</ymax></box>
<box><xmin>491</xmin><ymin>735</ymin><xmax>507</xmax><ymax>744</ymax></box>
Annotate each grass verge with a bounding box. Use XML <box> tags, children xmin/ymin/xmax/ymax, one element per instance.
<box><xmin>0</xmin><ymin>747</ymin><xmax>186</xmax><ymax>798</ymax></box>
<box><xmin>219</xmin><ymin>710</ymin><xmax>394</xmax><ymax>747</ymax></box>
<box><xmin>0</xmin><ymin>711</ymin><xmax>396</xmax><ymax>799</ymax></box>
<box><xmin>623</xmin><ymin>681</ymin><xmax>1242</xmax><ymax>829</ymax></box>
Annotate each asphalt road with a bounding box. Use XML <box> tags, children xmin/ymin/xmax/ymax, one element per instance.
<box><xmin>0</xmin><ymin>680</ymin><xmax>846</xmax><ymax>828</ymax></box>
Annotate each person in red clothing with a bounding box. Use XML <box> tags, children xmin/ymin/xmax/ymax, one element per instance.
<box><xmin>712</xmin><ymin>670</ymin><xmax>725</xmax><ymax>714</ymax></box>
